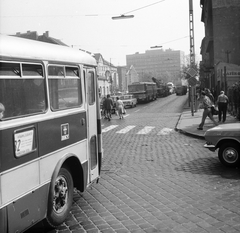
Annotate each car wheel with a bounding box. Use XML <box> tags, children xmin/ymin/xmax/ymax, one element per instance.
<box><xmin>218</xmin><ymin>142</ymin><xmax>240</xmax><ymax>167</ymax></box>
<box><xmin>46</xmin><ymin>167</ymin><xmax>73</xmax><ymax>227</ymax></box>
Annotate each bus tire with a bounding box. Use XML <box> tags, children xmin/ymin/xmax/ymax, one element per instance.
<box><xmin>46</xmin><ymin>167</ymin><xmax>73</xmax><ymax>227</ymax></box>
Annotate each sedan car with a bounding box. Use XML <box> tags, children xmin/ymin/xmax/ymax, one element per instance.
<box><xmin>204</xmin><ymin>123</ymin><xmax>240</xmax><ymax>167</ymax></box>
<box><xmin>121</xmin><ymin>94</ymin><xmax>137</xmax><ymax>108</ymax></box>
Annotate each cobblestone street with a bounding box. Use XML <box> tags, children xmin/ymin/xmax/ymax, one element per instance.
<box><xmin>37</xmin><ymin>95</ymin><xmax>240</xmax><ymax>233</ymax></box>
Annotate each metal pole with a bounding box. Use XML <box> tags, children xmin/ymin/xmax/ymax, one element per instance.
<box><xmin>189</xmin><ymin>0</ymin><xmax>196</xmax><ymax>116</ymax></box>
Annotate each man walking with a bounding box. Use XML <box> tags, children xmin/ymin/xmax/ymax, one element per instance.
<box><xmin>103</xmin><ymin>94</ymin><xmax>113</xmax><ymax>121</ymax></box>
<box><xmin>198</xmin><ymin>91</ymin><xmax>218</xmax><ymax>130</ymax></box>
<box><xmin>216</xmin><ymin>91</ymin><xmax>229</xmax><ymax>123</ymax></box>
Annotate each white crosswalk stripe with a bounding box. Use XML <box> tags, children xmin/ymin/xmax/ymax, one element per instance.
<box><xmin>102</xmin><ymin>125</ymin><xmax>174</xmax><ymax>136</ymax></box>
<box><xmin>102</xmin><ymin>125</ymin><xmax>118</xmax><ymax>133</ymax></box>
<box><xmin>136</xmin><ymin>126</ymin><xmax>155</xmax><ymax>135</ymax></box>
<box><xmin>116</xmin><ymin>125</ymin><xmax>136</xmax><ymax>134</ymax></box>
<box><xmin>157</xmin><ymin>128</ymin><xmax>174</xmax><ymax>135</ymax></box>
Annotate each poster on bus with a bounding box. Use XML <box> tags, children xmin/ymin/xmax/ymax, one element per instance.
<box><xmin>14</xmin><ymin>129</ymin><xmax>34</xmax><ymax>157</ymax></box>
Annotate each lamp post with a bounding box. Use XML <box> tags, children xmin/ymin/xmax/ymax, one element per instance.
<box><xmin>150</xmin><ymin>45</ymin><xmax>162</xmax><ymax>49</ymax></box>
<box><xmin>112</xmin><ymin>14</ymin><xmax>134</xmax><ymax>20</ymax></box>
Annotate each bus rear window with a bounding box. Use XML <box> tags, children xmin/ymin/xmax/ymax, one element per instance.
<box><xmin>48</xmin><ymin>65</ymin><xmax>82</xmax><ymax>110</ymax></box>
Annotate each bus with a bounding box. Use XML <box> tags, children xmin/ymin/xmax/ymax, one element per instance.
<box><xmin>128</xmin><ymin>82</ymin><xmax>157</xmax><ymax>103</ymax></box>
<box><xmin>0</xmin><ymin>35</ymin><xmax>103</xmax><ymax>233</ymax></box>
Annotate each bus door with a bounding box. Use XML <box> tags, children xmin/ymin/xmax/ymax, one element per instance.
<box><xmin>85</xmin><ymin>68</ymin><xmax>99</xmax><ymax>183</ymax></box>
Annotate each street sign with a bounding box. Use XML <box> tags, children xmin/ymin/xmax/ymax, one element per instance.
<box><xmin>186</xmin><ymin>67</ymin><xmax>197</xmax><ymax>77</ymax></box>
<box><xmin>188</xmin><ymin>77</ymin><xmax>197</xmax><ymax>86</ymax></box>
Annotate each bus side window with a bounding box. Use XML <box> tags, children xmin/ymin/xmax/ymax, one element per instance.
<box><xmin>48</xmin><ymin>65</ymin><xmax>82</xmax><ymax>110</ymax></box>
<box><xmin>0</xmin><ymin>62</ymin><xmax>46</xmax><ymax>119</ymax></box>
<box><xmin>87</xmin><ymin>71</ymin><xmax>95</xmax><ymax>105</ymax></box>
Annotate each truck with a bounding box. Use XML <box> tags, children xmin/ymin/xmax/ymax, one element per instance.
<box><xmin>128</xmin><ymin>82</ymin><xmax>157</xmax><ymax>103</ymax></box>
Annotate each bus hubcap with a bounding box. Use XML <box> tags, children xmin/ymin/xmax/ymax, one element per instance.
<box><xmin>53</xmin><ymin>177</ymin><xmax>68</xmax><ymax>213</ymax></box>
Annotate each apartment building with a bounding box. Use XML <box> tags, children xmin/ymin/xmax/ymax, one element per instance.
<box><xmin>126</xmin><ymin>49</ymin><xmax>185</xmax><ymax>85</ymax></box>
<box><xmin>200</xmin><ymin>0</ymin><xmax>240</xmax><ymax>92</ymax></box>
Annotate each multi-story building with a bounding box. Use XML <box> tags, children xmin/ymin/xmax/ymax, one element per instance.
<box><xmin>94</xmin><ymin>53</ymin><xmax>118</xmax><ymax>97</ymax></box>
<box><xmin>126</xmin><ymin>49</ymin><xmax>185</xmax><ymax>85</ymax></box>
<box><xmin>200</xmin><ymin>0</ymin><xmax>240</xmax><ymax>93</ymax></box>
<box><xmin>117</xmin><ymin>65</ymin><xmax>140</xmax><ymax>94</ymax></box>
<box><xmin>117</xmin><ymin>66</ymin><xmax>127</xmax><ymax>94</ymax></box>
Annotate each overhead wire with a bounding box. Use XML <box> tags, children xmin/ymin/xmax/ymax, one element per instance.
<box><xmin>123</xmin><ymin>0</ymin><xmax>166</xmax><ymax>15</ymax></box>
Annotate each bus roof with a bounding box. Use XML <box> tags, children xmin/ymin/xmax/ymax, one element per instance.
<box><xmin>0</xmin><ymin>34</ymin><xmax>97</xmax><ymax>66</ymax></box>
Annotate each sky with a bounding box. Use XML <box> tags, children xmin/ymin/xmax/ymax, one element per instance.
<box><xmin>0</xmin><ymin>0</ymin><xmax>204</xmax><ymax>66</ymax></box>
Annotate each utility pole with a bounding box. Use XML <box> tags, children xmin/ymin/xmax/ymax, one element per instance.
<box><xmin>189</xmin><ymin>0</ymin><xmax>196</xmax><ymax>116</ymax></box>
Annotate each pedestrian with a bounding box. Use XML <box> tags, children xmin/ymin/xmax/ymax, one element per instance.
<box><xmin>197</xmin><ymin>91</ymin><xmax>218</xmax><ymax>130</ymax></box>
<box><xmin>205</xmin><ymin>88</ymin><xmax>214</xmax><ymax>104</ymax></box>
<box><xmin>211</xmin><ymin>88</ymin><xmax>217</xmax><ymax>102</ymax></box>
<box><xmin>116</xmin><ymin>97</ymin><xmax>124</xmax><ymax>119</ymax></box>
<box><xmin>103</xmin><ymin>94</ymin><xmax>113</xmax><ymax>121</ymax></box>
<box><xmin>216</xmin><ymin>90</ymin><xmax>229</xmax><ymax>123</ymax></box>
<box><xmin>0</xmin><ymin>102</ymin><xmax>5</xmax><ymax>120</ymax></box>
<box><xmin>100</xmin><ymin>97</ymin><xmax>106</xmax><ymax>119</ymax></box>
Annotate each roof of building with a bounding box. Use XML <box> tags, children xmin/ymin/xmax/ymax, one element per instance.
<box><xmin>13</xmin><ymin>31</ymin><xmax>68</xmax><ymax>46</ymax></box>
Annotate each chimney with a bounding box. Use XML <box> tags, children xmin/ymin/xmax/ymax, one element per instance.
<box><xmin>44</xmin><ymin>31</ymin><xmax>49</xmax><ymax>37</ymax></box>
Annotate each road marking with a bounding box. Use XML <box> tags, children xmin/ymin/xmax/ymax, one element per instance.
<box><xmin>157</xmin><ymin>128</ymin><xmax>174</xmax><ymax>135</ymax></box>
<box><xmin>134</xmin><ymin>109</ymin><xmax>140</xmax><ymax>112</ymax></box>
<box><xmin>136</xmin><ymin>126</ymin><xmax>155</xmax><ymax>135</ymax></box>
<box><xmin>116</xmin><ymin>125</ymin><xmax>136</xmax><ymax>134</ymax></box>
<box><xmin>102</xmin><ymin>125</ymin><xmax>118</xmax><ymax>133</ymax></box>
<box><xmin>102</xmin><ymin>125</ymin><xmax>175</xmax><ymax>136</ymax></box>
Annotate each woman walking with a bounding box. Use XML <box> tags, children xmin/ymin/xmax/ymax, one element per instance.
<box><xmin>116</xmin><ymin>97</ymin><xmax>124</xmax><ymax>119</ymax></box>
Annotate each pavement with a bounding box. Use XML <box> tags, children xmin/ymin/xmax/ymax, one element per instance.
<box><xmin>176</xmin><ymin>101</ymin><xmax>239</xmax><ymax>139</ymax></box>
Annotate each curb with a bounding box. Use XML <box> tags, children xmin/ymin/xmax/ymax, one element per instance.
<box><xmin>175</xmin><ymin>127</ymin><xmax>205</xmax><ymax>140</ymax></box>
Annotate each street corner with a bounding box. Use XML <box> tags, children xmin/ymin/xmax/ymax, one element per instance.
<box><xmin>175</xmin><ymin>110</ymin><xmax>206</xmax><ymax>139</ymax></box>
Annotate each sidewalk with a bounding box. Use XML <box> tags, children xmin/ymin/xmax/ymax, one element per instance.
<box><xmin>176</xmin><ymin>102</ymin><xmax>239</xmax><ymax>139</ymax></box>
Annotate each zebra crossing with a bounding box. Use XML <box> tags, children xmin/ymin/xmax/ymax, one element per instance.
<box><xmin>102</xmin><ymin>124</ymin><xmax>174</xmax><ymax>135</ymax></box>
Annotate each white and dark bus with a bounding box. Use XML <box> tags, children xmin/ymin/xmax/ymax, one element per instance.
<box><xmin>0</xmin><ymin>35</ymin><xmax>103</xmax><ymax>233</ymax></box>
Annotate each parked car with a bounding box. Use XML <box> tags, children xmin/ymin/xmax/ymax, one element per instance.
<box><xmin>204</xmin><ymin>123</ymin><xmax>240</xmax><ymax>167</ymax></box>
<box><xmin>121</xmin><ymin>94</ymin><xmax>137</xmax><ymax>108</ymax></box>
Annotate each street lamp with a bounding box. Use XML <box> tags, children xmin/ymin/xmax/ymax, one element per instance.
<box><xmin>150</xmin><ymin>45</ymin><xmax>162</xmax><ymax>49</ymax></box>
<box><xmin>112</xmin><ymin>14</ymin><xmax>134</xmax><ymax>20</ymax></box>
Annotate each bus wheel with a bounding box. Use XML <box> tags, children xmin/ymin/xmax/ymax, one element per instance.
<box><xmin>46</xmin><ymin>167</ymin><xmax>73</xmax><ymax>227</ymax></box>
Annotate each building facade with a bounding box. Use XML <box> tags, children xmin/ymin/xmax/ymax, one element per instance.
<box><xmin>117</xmin><ymin>66</ymin><xmax>127</xmax><ymax>94</ymax></box>
<box><xmin>200</xmin><ymin>0</ymin><xmax>240</xmax><ymax>93</ymax></box>
<box><xmin>126</xmin><ymin>49</ymin><xmax>185</xmax><ymax>85</ymax></box>
<box><xmin>94</xmin><ymin>53</ymin><xmax>118</xmax><ymax>97</ymax></box>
